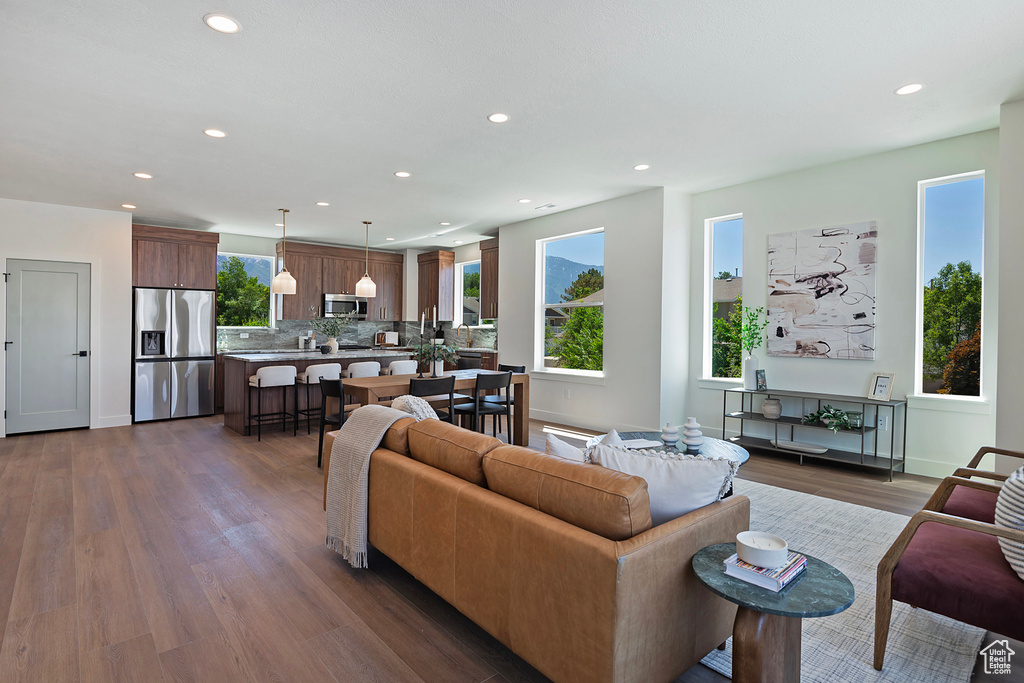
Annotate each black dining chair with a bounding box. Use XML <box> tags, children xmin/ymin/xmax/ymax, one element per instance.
<box><xmin>483</xmin><ymin>364</ymin><xmax>525</xmax><ymax>435</ymax></box>
<box><xmin>408</xmin><ymin>376</ymin><xmax>457</xmax><ymax>423</ymax></box>
<box><xmin>317</xmin><ymin>378</ymin><xmax>355</xmax><ymax>468</ymax></box>
<box><xmin>453</xmin><ymin>371</ymin><xmax>513</xmax><ymax>439</ymax></box>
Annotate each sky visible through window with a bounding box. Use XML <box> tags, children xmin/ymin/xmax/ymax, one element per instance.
<box><xmin>713</xmin><ymin>218</ymin><xmax>743</xmax><ymax>277</ymax></box>
<box><xmin>545</xmin><ymin>231</ymin><xmax>604</xmax><ymax>266</ymax></box>
<box><xmin>924</xmin><ymin>177</ymin><xmax>983</xmax><ymax>282</ymax></box>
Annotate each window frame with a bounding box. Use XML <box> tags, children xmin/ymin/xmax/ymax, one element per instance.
<box><xmin>453</xmin><ymin>259</ymin><xmax>492</xmax><ymax>329</ymax></box>
<box><xmin>534</xmin><ymin>228</ymin><xmax>605</xmax><ymax>378</ymax></box>
<box><xmin>215</xmin><ymin>251</ymin><xmax>276</xmax><ymax>329</ymax></box>
<box><xmin>703</xmin><ymin>213</ymin><xmax>743</xmax><ymax>380</ymax></box>
<box><xmin>914</xmin><ymin>170</ymin><xmax>986</xmax><ymax>398</ymax></box>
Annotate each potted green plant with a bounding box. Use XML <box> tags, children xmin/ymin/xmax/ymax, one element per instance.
<box><xmin>802</xmin><ymin>405</ymin><xmax>852</xmax><ymax>434</ymax></box>
<box><xmin>414</xmin><ymin>342</ymin><xmax>459</xmax><ymax>376</ymax></box>
<box><xmin>741</xmin><ymin>306</ymin><xmax>769</xmax><ymax>390</ymax></box>
<box><xmin>309</xmin><ymin>309</ymin><xmax>356</xmax><ymax>353</ymax></box>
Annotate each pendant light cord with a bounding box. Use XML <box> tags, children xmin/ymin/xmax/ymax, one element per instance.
<box><xmin>363</xmin><ymin>221</ymin><xmax>372</xmax><ymax>276</ymax></box>
<box><xmin>279</xmin><ymin>208</ymin><xmax>290</xmax><ymax>270</ymax></box>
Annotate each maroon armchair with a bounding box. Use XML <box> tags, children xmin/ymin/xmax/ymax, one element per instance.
<box><xmin>874</xmin><ymin>447</ymin><xmax>1024</xmax><ymax>671</ymax></box>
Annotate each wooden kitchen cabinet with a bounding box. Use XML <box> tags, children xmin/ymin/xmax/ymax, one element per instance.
<box><xmin>368</xmin><ymin>260</ymin><xmax>403</xmax><ymax>321</ymax></box>
<box><xmin>278</xmin><ymin>253</ymin><xmax>323</xmax><ymax>320</ymax></box>
<box><xmin>480</xmin><ymin>237</ymin><xmax>499</xmax><ymax>319</ymax></box>
<box><xmin>323</xmin><ymin>257</ymin><xmax>364</xmax><ymax>296</ymax></box>
<box><xmin>418</xmin><ymin>250</ymin><xmax>455</xmax><ymax>322</ymax></box>
<box><xmin>133</xmin><ymin>225</ymin><xmax>219</xmax><ymax>289</ymax></box>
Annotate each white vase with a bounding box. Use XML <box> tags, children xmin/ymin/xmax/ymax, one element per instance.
<box><xmin>742</xmin><ymin>354</ymin><xmax>758</xmax><ymax>390</ymax></box>
<box><xmin>327</xmin><ymin>337</ymin><xmax>339</xmax><ymax>353</ymax></box>
<box><xmin>661</xmin><ymin>421</ymin><xmax>679</xmax><ymax>446</ymax></box>
<box><xmin>681</xmin><ymin>417</ymin><xmax>703</xmax><ymax>450</ymax></box>
<box><xmin>432</xmin><ymin>360</ymin><xmax>445</xmax><ymax>376</ymax></box>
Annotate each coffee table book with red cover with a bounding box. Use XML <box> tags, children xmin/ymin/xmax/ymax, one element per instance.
<box><xmin>723</xmin><ymin>552</ymin><xmax>807</xmax><ymax>592</ymax></box>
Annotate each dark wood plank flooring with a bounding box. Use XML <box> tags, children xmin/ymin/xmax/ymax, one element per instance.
<box><xmin>0</xmin><ymin>416</ymin><xmax>1014</xmax><ymax>682</ymax></box>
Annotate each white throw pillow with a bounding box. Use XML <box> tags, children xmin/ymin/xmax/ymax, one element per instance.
<box><xmin>599</xmin><ymin>429</ymin><xmax>624</xmax><ymax>447</ymax></box>
<box><xmin>391</xmin><ymin>395</ymin><xmax>438</xmax><ymax>421</ymax></box>
<box><xmin>545</xmin><ymin>434</ymin><xmax>587</xmax><ymax>462</ymax></box>
<box><xmin>995</xmin><ymin>465</ymin><xmax>1024</xmax><ymax>580</ymax></box>
<box><xmin>590</xmin><ymin>443</ymin><xmax>738</xmax><ymax>526</ymax></box>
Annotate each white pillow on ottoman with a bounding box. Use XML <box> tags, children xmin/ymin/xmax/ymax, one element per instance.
<box><xmin>545</xmin><ymin>434</ymin><xmax>588</xmax><ymax>462</ymax></box>
<box><xmin>995</xmin><ymin>465</ymin><xmax>1024</xmax><ymax>580</ymax></box>
<box><xmin>590</xmin><ymin>443</ymin><xmax>738</xmax><ymax>525</ymax></box>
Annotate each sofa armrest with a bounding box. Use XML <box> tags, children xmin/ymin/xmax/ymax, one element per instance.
<box><xmin>966</xmin><ymin>445</ymin><xmax>1024</xmax><ymax>469</ymax></box>
<box><xmin>923</xmin><ymin>475</ymin><xmax>1002</xmax><ymax>513</ymax></box>
<box><xmin>952</xmin><ymin>467</ymin><xmax>1009</xmax><ymax>482</ymax></box>
<box><xmin>610</xmin><ymin>495</ymin><xmax>750</xmax><ymax>683</ymax></box>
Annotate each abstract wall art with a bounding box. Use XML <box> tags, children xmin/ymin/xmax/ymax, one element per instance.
<box><xmin>766</xmin><ymin>221</ymin><xmax>877</xmax><ymax>360</ymax></box>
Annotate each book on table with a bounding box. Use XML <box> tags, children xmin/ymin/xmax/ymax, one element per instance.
<box><xmin>723</xmin><ymin>551</ymin><xmax>807</xmax><ymax>592</ymax></box>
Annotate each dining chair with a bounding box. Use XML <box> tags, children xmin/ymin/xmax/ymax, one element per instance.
<box><xmin>408</xmin><ymin>376</ymin><xmax>456</xmax><ymax>423</ymax></box>
<box><xmin>317</xmin><ymin>378</ymin><xmax>358</xmax><ymax>467</ymax></box>
<box><xmin>453</xmin><ymin>371</ymin><xmax>513</xmax><ymax>439</ymax></box>
<box><xmin>483</xmin><ymin>364</ymin><xmax>525</xmax><ymax>435</ymax></box>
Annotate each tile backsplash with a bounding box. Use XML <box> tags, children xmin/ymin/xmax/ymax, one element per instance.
<box><xmin>218</xmin><ymin>319</ymin><xmax>497</xmax><ymax>351</ymax></box>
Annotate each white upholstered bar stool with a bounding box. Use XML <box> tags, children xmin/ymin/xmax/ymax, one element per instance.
<box><xmin>296</xmin><ymin>363</ymin><xmax>342</xmax><ymax>434</ymax></box>
<box><xmin>247</xmin><ymin>365</ymin><xmax>298</xmax><ymax>441</ymax></box>
<box><xmin>344</xmin><ymin>361</ymin><xmax>381</xmax><ymax>378</ymax></box>
<box><xmin>385</xmin><ymin>359</ymin><xmax>417</xmax><ymax>375</ymax></box>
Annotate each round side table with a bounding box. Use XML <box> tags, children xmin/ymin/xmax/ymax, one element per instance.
<box><xmin>692</xmin><ymin>543</ymin><xmax>854</xmax><ymax>683</ymax></box>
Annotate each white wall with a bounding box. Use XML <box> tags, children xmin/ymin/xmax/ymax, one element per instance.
<box><xmin>686</xmin><ymin>130</ymin><xmax>1000</xmax><ymax>477</ymax></box>
<box><xmin>217</xmin><ymin>232</ymin><xmax>278</xmax><ymax>258</ymax></box>
<box><xmin>402</xmin><ymin>249</ymin><xmax>425</xmax><ymax>322</ymax></box>
<box><xmin>498</xmin><ymin>188</ymin><xmax>677</xmax><ymax>432</ymax></box>
<box><xmin>997</xmin><ymin>100</ymin><xmax>1024</xmax><ymax>472</ymax></box>
<box><xmin>0</xmin><ymin>198</ymin><xmax>133</xmax><ymax>434</ymax></box>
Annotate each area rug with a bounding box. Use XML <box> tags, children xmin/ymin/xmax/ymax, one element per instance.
<box><xmin>700</xmin><ymin>480</ymin><xmax>984</xmax><ymax>682</ymax></box>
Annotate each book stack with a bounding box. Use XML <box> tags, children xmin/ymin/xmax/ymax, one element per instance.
<box><xmin>723</xmin><ymin>551</ymin><xmax>807</xmax><ymax>592</ymax></box>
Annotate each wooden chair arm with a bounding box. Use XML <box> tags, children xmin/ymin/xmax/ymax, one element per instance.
<box><xmin>966</xmin><ymin>445</ymin><xmax>1024</xmax><ymax>469</ymax></box>
<box><xmin>952</xmin><ymin>467</ymin><xmax>1009</xmax><ymax>482</ymax></box>
<box><xmin>879</xmin><ymin>509</ymin><xmax>1024</xmax><ymax>581</ymax></box>
<box><xmin>922</xmin><ymin>475</ymin><xmax>1003</xmax><ymax>512</ymax></box>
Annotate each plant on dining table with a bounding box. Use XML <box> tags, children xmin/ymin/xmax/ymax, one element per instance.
<box><xmin>413</xmin><ymin>342</ymin><xmax>459</xmax><ymax>365</ymax></box>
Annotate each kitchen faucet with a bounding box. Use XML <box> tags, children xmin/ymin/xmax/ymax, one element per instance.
<box><xmin>456</xmin><ymin>323</ymin><xmax>473</xmax><ymax>347</ymax></box>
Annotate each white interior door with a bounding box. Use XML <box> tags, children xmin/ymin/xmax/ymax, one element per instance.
<box><xmin>5</xmin><ymin>259</ymin><xmax>90</xmax><ymax>434</ymax></box>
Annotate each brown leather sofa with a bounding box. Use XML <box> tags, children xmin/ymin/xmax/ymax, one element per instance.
<box><xmin>323</xmin><ymin>418</ymin><xmax>750</xmax><ymax>683</ymax></box>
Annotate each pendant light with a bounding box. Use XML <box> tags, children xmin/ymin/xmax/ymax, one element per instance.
<box><xmin>355</xmin><ymin>220</ymin><xmax>377</xmax><ymax>298</ymax></box>
<box><xmin>271</xmin><ymin>208</ymin><xmax>297</xmax><ymax>295</ymax></box>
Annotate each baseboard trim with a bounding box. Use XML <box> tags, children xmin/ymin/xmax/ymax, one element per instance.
<box><xmin>528</xmin><ymin>409</ymin><xmax>653</xmax><ymax>434</ymax></box>
<box><xmin>93</xmin><ymin>415</ymin><xmax>132</xmax><ymax>429</ymax></box>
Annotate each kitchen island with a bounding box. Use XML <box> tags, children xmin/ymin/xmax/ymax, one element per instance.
<box><xmin>222</xmin><ymin>349</ymin><xmax>415</xmax><ymax>435</ymax></box>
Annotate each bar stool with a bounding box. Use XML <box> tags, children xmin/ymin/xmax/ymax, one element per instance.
<box><xmin>484</xmin><ymin>364</ymin><xmax>525</xmax><ymax>435</ymax></box>
<box><xmin>345</xmin><ymin>361</ymin><xmax>381</xmax><ymax>378</ymax></box>
<box><xmin>296</xmin><ymin>363</ymin><xmax>342</xmax><ymax>434</ymax></box>
<box><xmin>385</xmin><ymin>359</ymin><xmax>417</xmax><ymax>375</ymax></box>
<box><xmin>247</xmin><ymin>365</ymin><xmax>298</xmax><ymax>441</ymax></box>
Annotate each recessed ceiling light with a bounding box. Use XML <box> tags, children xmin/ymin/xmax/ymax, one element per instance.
<box><xmin>518</xmin><ymin>198</ymin><xmax>531</xmax><ymax>204</ymax></box>
<box><xmin>316</xmin><ymin>202</ymin><xmax>329</xmax><ymax>206</ymax></box>
<box><xmin>895</xmin><ymin>83</ymin><xmax>924</xmax><ymax>95</ymax></box>
<box><xmin>385</xmin><ymin>237</ymin><xmax>395</xmax><ymax>241</ymax></box>
<box><xmin>633</xmin><ymin>164</ymin><xmax>650</xmax><ymax>171</ymax></box>
<box><xmin>454</xmin><ymin>240</ymin><xmax>464</xmax><ymax>245</ymax></box>
<box><xmin>275</xmin><ymin>223</ymin><xmax>284</xmax><ymax>227</ymax></box>
<box><xmin>133</xmin><ymin>172</ymin><xmax>152</xmax><ymax>179</ymax></box>
<box><xmin>204</xmin><ymin>129</ymin><xmax>226</xmax><ymax>138</ymax></box>
<box><xmin>394</xmin><ymin>171</ymin><xmax>411</xmax><ymax>178</ymax></box>
<box><xmin>439</xmin><ymin>222</ymin><xmax>450</xmax><ymax>226</ymax></box>
<box><xmin>121</xmin><ymin>204</ymin><xmax>136</xmax><ymax>209</ymax></box>
<box><xmin>488</xmin><ymin>113</ymin><xmax>510</xmax><ymax>123</ymax></box>
<box><xmin>204</xmin><ymin>14</ymin><xmax>240</xmax><ymax>33</ymax></box>
<box><xmin>429</xmin><ymin>233</ymin><xmax>441</xmax><ymax>237</ymax></box>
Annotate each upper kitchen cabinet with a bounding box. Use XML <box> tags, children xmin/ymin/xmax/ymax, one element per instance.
<box><xmin>133</xmin><ymin>225</ymin><xmax>219</xmax><ymax>289</ymax></box>
<box><xmin>323</xmin><ymin>256</ymin><xmax>364</xmax><ymax>296</ymax></box>
<box><xmin>418</xmin><ymin>250</ymin><xmax>455</xmax><ymax>322</ymax></box>
<box><xmin>479</xmin><ymin>237</ymin><xmax>499</xmax><ymax>320</ymax></box>
<box><xmin>368</xmin><ymin>260</ymin><xmax>403</xmax><ymax>321</ymax></box>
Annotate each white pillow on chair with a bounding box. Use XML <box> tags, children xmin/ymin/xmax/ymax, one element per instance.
<box><xmin>995</xmin><ymin>465</ymin><xmax>1024</xmax><ymax>580</ymax></box>
<box><xmin>391</xmin><ymin>395</ymin><xmax>438</xmax><ymax>421</ymax></box>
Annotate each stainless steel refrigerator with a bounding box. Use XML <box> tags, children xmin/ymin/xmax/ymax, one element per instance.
<box><xmin>133</xmin><ymin>288</ymin><xmax>215</xmax><ymax>422</ymax></box>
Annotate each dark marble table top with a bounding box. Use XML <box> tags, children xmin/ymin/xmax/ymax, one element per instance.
<box><xmin>619</xmin><ymin>432</ymin><xmax>750</xmax><ymax>465</ymax></box>
<box><xmin>692</xmin><ymin>543</ymin><xmax>855</xmax><ymax>618</ymax></box>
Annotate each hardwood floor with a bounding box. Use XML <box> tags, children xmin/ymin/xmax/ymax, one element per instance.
<box><xmin>0</xmin><ymin>416</ymin><xmax>1005</xmax><ymax>682</ymax></box>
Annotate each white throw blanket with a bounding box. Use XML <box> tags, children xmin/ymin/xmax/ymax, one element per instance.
<box><xmin>325</xmin><ymin>404</ymin><xmax>411</xmax><ymax>568</ymax></box>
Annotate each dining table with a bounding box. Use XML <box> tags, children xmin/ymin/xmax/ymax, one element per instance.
<box><xmin>340</xmin><ymin>369</ymin><xmax>531</xmax><ymax>446</ymax></box>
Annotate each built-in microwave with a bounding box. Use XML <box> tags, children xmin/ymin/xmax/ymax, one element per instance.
<box><xmin>323</xmin><ymin>294</ymin><xmax>368</xmax><ymax>319</ymax></box>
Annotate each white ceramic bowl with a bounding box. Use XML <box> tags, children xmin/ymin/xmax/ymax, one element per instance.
<box><xmin>736</xmin><ymin>531</ymin><xmax>789</xmax><ymax>569</ymax></box>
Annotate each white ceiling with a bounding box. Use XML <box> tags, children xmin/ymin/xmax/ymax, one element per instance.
<box><xmin>2</xmin><ymin>0</ymin><xmax>1023</xmax><ymax>251</ymax></box>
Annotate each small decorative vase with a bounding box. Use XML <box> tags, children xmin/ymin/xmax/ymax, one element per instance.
<box><xmin>327</xmin><ymin>337</ymin><xmax>339</xmax><ymax>354</ymax></box>
<box><xmin>762</xmin><ymin>398</ymin><xmax>782</xmax><ymax>420</ymax></box>
<box><xmin>681</xmin><ymin>417</ymin><xmax>703</xmax><ymax>450</ymax></box>
<box><xmin>661</xmin><ymin>422</ymin><xmax>679</xmax><ymax>446</ymax></box>
<box><xmin>432</xmin><ymin>360</ymin><xmax>445</xmax><ymax>376</ymax></box>
<box><xmin>742</xmin><ymin>354</ymin><xmax>758</xmax><ymax>391</ymax></box>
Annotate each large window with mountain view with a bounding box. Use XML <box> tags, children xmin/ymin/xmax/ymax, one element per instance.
<box><xmin>706</xmin><ymin>215</ymin><xmax>743</xmax><ymax>378</ymax></box>
<box><xmin>540</xmin><ymin>230</ymin><xmax>604</xmax><ymax>372</ymax></box>
<box><xmin>918</xmin><ymin>172</ymin><xmax>984</xmax><ymax>396</ymax></box>
<box><xmin>217</xmin><ymin>253</ymin><xmax>273</xmax><ymax>327</ymax></box>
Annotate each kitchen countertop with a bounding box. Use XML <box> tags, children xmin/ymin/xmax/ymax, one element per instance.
<box><xmin>391</xmin><ymin>346</ymin><xmax>498</xmax><ymax>353</ymax></box>
<box><xmin>223</xmin><ymin>349</ymin><xmax>415</xmax><ymax>362</ymax></box>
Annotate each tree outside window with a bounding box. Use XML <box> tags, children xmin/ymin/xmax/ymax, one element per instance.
<box><xmin>542</xmin><ymin>232</ymin><xmax>604</xmax><ymax>371</ymax></box>
<box><xmin>216</xmin><ymin>254</ymin><xmax>272</xmax><ymax>326</ymax></box>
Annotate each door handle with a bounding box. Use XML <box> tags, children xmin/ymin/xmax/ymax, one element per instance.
<box><xmin>4</xmin><ymin>341</ymin><xmax>12</xmax><ymax>350</ymax></box>
<box><xmin>72</xmin><ymin>351</ymin><xmax>88</xmax><ymax>357</ymax></box>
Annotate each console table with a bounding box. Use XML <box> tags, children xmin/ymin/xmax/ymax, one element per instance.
<box><xmin>722</xmin><ymin>388</ymin><xmax>907</xmax><ymax>480</ymax></box>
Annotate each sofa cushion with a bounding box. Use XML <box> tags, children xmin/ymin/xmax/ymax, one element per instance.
<box><xmin>590</xmin><ymin>444</ymin><xmax>737</xmax><ymax>526</ymax></box>
<box><xmin>406</xmin><ymin>419</ymin><xmax>500</xmax><ymax>486</ymax></box>
<box><xmin>482</xmin><ymin>446</ymin><xmax>652</xmax><ymax>541</ymax></box>
<box><xmin>942</xmin><ymin>484</ymin><xmax>997</xmax><ymax>524</ymax></box>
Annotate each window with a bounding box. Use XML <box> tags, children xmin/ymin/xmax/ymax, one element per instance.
<box><xmin>455</xmin><ymin>261</ymin><xmax>485</xmax><ymax>327</ymax></box>
<box><xmin>539</xmin><ymin>230</ymin><xmax>604</xmax><ymax>372</ymax></box>
<box><xmin>216</xmin><ymin>253</ymin><xmax>274</xmax><ymax>327</ymax></box>
<box><xmin>917</xmin><ymin>172</ymin><xmax>984</xmax><ymax>396</ymax></box>
<box><xmin>704</xmin><ymin>215</ymin><xmax>743</xmax><ymax>378</ymax></box>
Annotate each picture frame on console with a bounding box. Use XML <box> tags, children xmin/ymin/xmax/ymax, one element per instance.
<box><xmin>755</xmin><ymin>369</ymin><xmax>767</xmax><ymax>391</ymax></box>
<box><xmin>868</xmin><ymin>372</ymin><xmax>895</xmax><ymax>401</ymax></box>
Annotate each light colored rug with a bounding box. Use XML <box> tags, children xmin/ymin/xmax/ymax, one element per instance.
<box><xmin>700</xmin><ymin>480</ymin><xmax>984</xmax><ymax>682</ymax></box>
